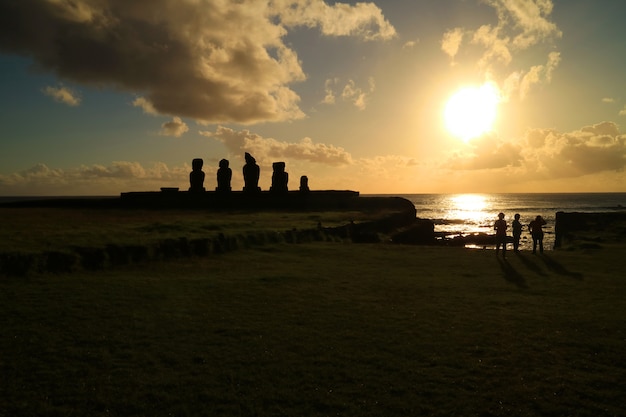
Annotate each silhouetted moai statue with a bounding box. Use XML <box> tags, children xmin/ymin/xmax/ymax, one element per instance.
<box><xmin>299</xmin><ymin>175</ymin><xmax>310</xmax><ymax>192</ymax></box>
<box><xmin>216</xmin><ymin>159</ymin><xmax>232</xmax><ymax>192</ymax></box>
<box><xmin>243</xmin><ymin>152</ymin><xmax>261</xmax><ymax>192</ymax></box>
<box><xmin>270</xmin><ymin>162</ymin><xmax>288</xmax><ymax>193</ymax></box>
<box><xmin>189</xmin><ymin>158</ymin><xmax>206</xmax><ymax>192</ymax></box>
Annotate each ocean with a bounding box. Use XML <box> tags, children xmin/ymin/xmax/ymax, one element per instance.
<box><xmin>376</xmin><ymin>193</ymin><xmax>626</xmax><ymax>251</ymax></box>
<box><xmin>2</xmin><ymin>193</ymin><xmax>625</xmax><ymax>251</ymax></box>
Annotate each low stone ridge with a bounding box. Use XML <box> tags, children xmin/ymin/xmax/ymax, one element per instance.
<box><xmin>119</xmin><ymin>190</ymin><xmax>362</xmax><ymax>210</ymax></box>
<box><xmin>0</xmin><ymin>195</ymin><xmax>423</xmax><ymax>277</ymax></box>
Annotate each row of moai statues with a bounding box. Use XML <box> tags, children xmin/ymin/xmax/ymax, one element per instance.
<box><xmin>189</xmin><ymin>152</ymin><xmax>310</xmax><ymax>193</ymax></box>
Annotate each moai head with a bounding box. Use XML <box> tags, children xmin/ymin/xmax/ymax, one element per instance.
<box><xmin>192</xmin><ymin>158</ymin><xmax>203</xmax><ymax>171</ymax></box>
<box><xmin>300</xmin><ymin>175</ymin><xmax>309</xmax><ymax>191</ymax></box>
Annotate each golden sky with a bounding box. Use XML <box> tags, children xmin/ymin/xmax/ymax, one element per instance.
<box><xmin>1</xmin><ymin>0</ymin><xmax>625</xmax><ymax>195</ymax></box>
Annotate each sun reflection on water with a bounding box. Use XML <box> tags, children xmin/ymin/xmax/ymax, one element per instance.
<box><xmin>446</xmin><ymin>194</ymin><xmax>491</xmax><ymax>230</ymax></box>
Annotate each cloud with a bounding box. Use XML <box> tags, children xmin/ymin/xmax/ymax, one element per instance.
<box><xmin>603</xmin><ymin>97</ymin><xmax>616</xmax><ymax>104</ymax></box>
<box><xmin>322</xmin><ymin>78</ymin><xmax>338</xmax><ymax>105</ymax></box>
<box><xmin>446</xmin><ymin>121</ymin><xmax>626</xmax><ymax>181</ymax></box>
<box><xmin>132</xmin><ymin>97</ymin><xmax>158</xmax><ymax>115</ymax></box>
<box><xmin>273</xmin><ymin>0</ymin><xmax>396</xmax><ymax>41</ymax></box>
<box><xmin>485</xmin><ymin>0</ymin><xmax>561</xmax><ymax>49</ymax></box>
<box><xmin>323</xmin><ymin>77</ymin><xmax>375</xmax><ymax>110</ymax></box>
<box><xmin>516</xmin><ymin>51</ymin><xmax>561</xmax><ymax>99</ymax></box>
<box><xmin>620</xmin><ymin>106</ymin><xmax>626</xmax><ymax>116</ymax></box>
<box><xmin>160</xmin><ymin>117</ymin><xmax>189</xmax><ymax>138</ymax></box>
<box><xmin>0</xmin><ymin>0</ymin><xmax>395</xmax><ymax>125</ymax></box>
<box><xmin>442</xmin><ymin>0</ymin><xmax>562</xmax><ymax>100</ymax></box>
<box><xmin>0</xmin><ymin>152</ymin><xmax>426</xmax><ymax>195</ymax></box>
<box><xmin>402</xmin><ymin>39</ymin><xmax>419</xmax><ymax>50</ymax></box>
<box><xmin>42</xmin><ymin>85</ymin><xmax>81</xmax><ymax>106</ymax></box>
<box><xmin>446</xmin><ymin>134</ymin><xmax>523</xmax><ymax>170</ymax></box>
<box><xmin>441</xmin><ymin>28</ymin><xmax>465</xmax><ymax>60</ymax></box>
<box><xmin>0</xmin><ymin>161</ymin><xmax>191</xmax><ymax>195</ymax></box>
<box><xmin>202</xmin><ymin>126</ymin><xmax>353</xmax><ymax>166</ymax></box>
<box><xmin>580</xmin><ymin>121</ymin><xmax>620</xmax><ymax>137</ymax></box>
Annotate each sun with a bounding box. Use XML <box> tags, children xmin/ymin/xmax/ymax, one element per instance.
<box><xmin>444</xmin><ymin>82</ymin><xmax>500</xmax><ymax>142</ymax></box>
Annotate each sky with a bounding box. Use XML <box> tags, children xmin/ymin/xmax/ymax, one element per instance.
<box><xmin>1</xmin><ymin>0</ymin><xmax>625</xmax><ymax>196</ymax></box>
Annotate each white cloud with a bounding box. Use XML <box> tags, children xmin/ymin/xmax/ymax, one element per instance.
<box><xmin>160</xmin><ymin>117</ymin><xmax>189</xmax><ymax>138</ymax></box>
<box><xmin>322</xmin><ymin>78</ymin><xmax>338</xmax><ymax>105</ymax></box>
<box><xmin>0</xmin><ymin>161</ymin><xmax>191</xmax><ymax>195</ymax></box>
<box><xmin>132</xmin><ymin>97</ymin><xmax>158</xmax><ymax>115</ymax></box>
<box><xmin>42</xmin><ymin>85</ymin><xmax>81</xmax><ymax>106</ymax></box>
<box><xmin>472</xmin><ymin>24</ymin><xmax>513</xmax><ymax>68</ymax></box>
<box><xmin>516</xmin><ymin>51</ymin><xmax>561</xmax><ymax>99</ymax></box>
<box><xmin>602</xmin><ymin>97</ymin><xmax>616</xmax><ymax>104</ymax></box>
<box><xmin>620</xmin><ymin>106</ymin><xmax>626</xmax><ymax>116</ymax></box>
<box><xmin>445</xmin><ymin>121</ymin><xmax>626</xmax><ymax>182</ymax></box>
<box><xmin>441</xmin><ymin>28</ymin><xmax>465</xmax><ymax>60</ymax></box>
<box><xmin>442</xmin><ymin>0</ymin><xmax>562</xmax><ymax>100</ymax></box>
<box><xmin>273</xmin><ymin>0</ymin><xmax>396</xmax><ymax>41</ymax></box>
<box><xmin>0</xmin><ymin>0</ymin><xmax>395</xmax><ymax>124</ymax></box>
<box><xmin>322</xmin><ymin>77</ymin><xmax>375</xmax><ymax>110</ymax></box>
<box><xmin>402</xmin><ymin>39</ymin><xmax>419</xmax><ymax>50</ymax></box>
<box><xmin>485</xmin><ymin>0</ymin><xmax>561</xmax><ymax>48</ymax></box>
<box><xmin>204</xmin><ymin>126</ymin><xmax>353</xmax><ymax>166</ymax></box>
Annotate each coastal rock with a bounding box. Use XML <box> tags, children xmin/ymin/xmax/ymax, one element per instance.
<box><xmin>390</xmin><ymin>219</ymin><xmax>435</xmax><ymax>245</ymax></box>
<box><xmin>554</xmin><ymin>211</ymin><xmax>626</xmax><ymax>248</ymax></box>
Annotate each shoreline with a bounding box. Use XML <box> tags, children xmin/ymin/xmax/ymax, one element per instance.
<box><xmin>1</xmin><ymin>193</ymin><xmax>625</xmax><ymax>276</ymax></box>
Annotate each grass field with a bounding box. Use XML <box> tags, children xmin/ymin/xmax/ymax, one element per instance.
<box><xmin>2</xmin><ymin>233</ymin><xmax>625</xmax><ymax>416</ymax></box>
<box><xmin>0</xmin><ymin>208</ymin><xmax>377</xmax><ymax>253</ymax></box>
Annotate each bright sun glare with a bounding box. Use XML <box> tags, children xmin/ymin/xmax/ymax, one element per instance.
<box><xmin>444</xmin><ymin>83</ymin><xmax>500</xmax><ymax>142</ymax></box>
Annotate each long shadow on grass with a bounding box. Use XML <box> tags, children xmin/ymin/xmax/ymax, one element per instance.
<box><xmin>514</xmin><ymin>251</ymin><xmax>548</xmax><ymax>277</ymax></box>
<box><xmin>539</xmin><ymin>253</ymin><xmax>584</xmax><ymax>280</ymax></box>
<box><xmin>497</xmin><ymin>257</ymin><xmax>528</xmax><ymax>289</ymax></box>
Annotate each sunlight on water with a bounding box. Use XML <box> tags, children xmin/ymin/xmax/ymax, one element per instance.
<box><xmin>371</xmin><ymin>193</ymin><xmax>626</xmax><ymax>251</ymax></box>
<box><xmin>423</xmin><ymin>193</ymin><xmax>549</xmax><ymax>250</ymax></box>
<box><xmin>397</xmin><ymin>192</ymin><xmax>626</xmax><ymax>251</ymax></box>
<box><xmin>438</xmin><ymin>193</ymin><xmax>496</xmax><ymax>235</ymax></box>
<box><xmin>447</xmin><ymin>194</ymin><xmax>488</xmax><ymax>226</ymax></box>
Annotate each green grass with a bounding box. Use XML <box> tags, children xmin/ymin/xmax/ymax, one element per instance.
<box><xmin>2</xmin><ymin>242</ymin><xmax>625</xmax><ymax>416</ymax></box>
<box><xmin>0</xmin><ymin>208</ymin><xmax>376</xmax><ymax>253</ymax></box>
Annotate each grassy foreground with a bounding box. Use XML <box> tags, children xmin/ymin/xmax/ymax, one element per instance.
<box><xmin>0</xmin><ymin>207</ymin><xmax>376</xmax><ymax>253</ymax></box>
<box><xmin>2</xmin><ymin>239</ymin><xmax>625</xmax><ymax>416</ymax></box>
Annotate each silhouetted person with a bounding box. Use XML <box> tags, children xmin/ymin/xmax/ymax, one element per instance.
<box><xmin>270</xmin><ymin>162</ymin><xmax>288</xmax><ymax>193</ymax></box>
<box><xmin>216</xmin><ymin>159</ymin><xmax>232</xmax><ymax>192</ymax></box>
<box><xmin>494</xmin><ymin>212</ymin><xmax>508</xmax><ymax>257</ymax></box>
<box><xmin>512</xmin><ymin>213</ymin><xmax>523</xmax><ymax>252</ymax></box>
<box><xmin>299</xmin><ymin>175</ymin><xmax>310</xmax><ymax>192</ymax></box>
<box><xmin>243</xmin><ymin>152</ymin><xmax>260</xmax><ymax>192</ymax></box>
<box><xmin>528</xmin><ymin>215</ymin><xmax>547</xmax><ymax>254</ymax></box>
<box><xmin>189</xmin><ymin>158</ymin><xmax>205</xmax><ymax>192</ymax></box>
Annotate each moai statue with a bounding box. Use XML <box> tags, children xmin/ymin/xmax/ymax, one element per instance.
<box><xmin>299</xmin><ymin>175</ymin><xmax>310</xmax><ymax>192</ymax></box>
<box><xmin>216</xmin><ymin>159</ymin><xmax>232</xmax><ymax>192</ymax></box>
<box><xmin>270</xmin><ymin>162</ymin><xmax>288</xmax><ymax>193</ymax></box>
<box><xmin>189</xmin><ymin>158</ymin><xmax>206</xmax><ymax>192</ymax></box>
<box><xmin>243</xmin><ymin>152</ymin><xmax>261</xmax><ymax>192</ymax></box>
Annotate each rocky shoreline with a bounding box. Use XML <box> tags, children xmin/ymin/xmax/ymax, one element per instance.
<box><xmin>2</xmin><ymin>194</ymin><xmax>625</xmax><ymax>276</ymax></box>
